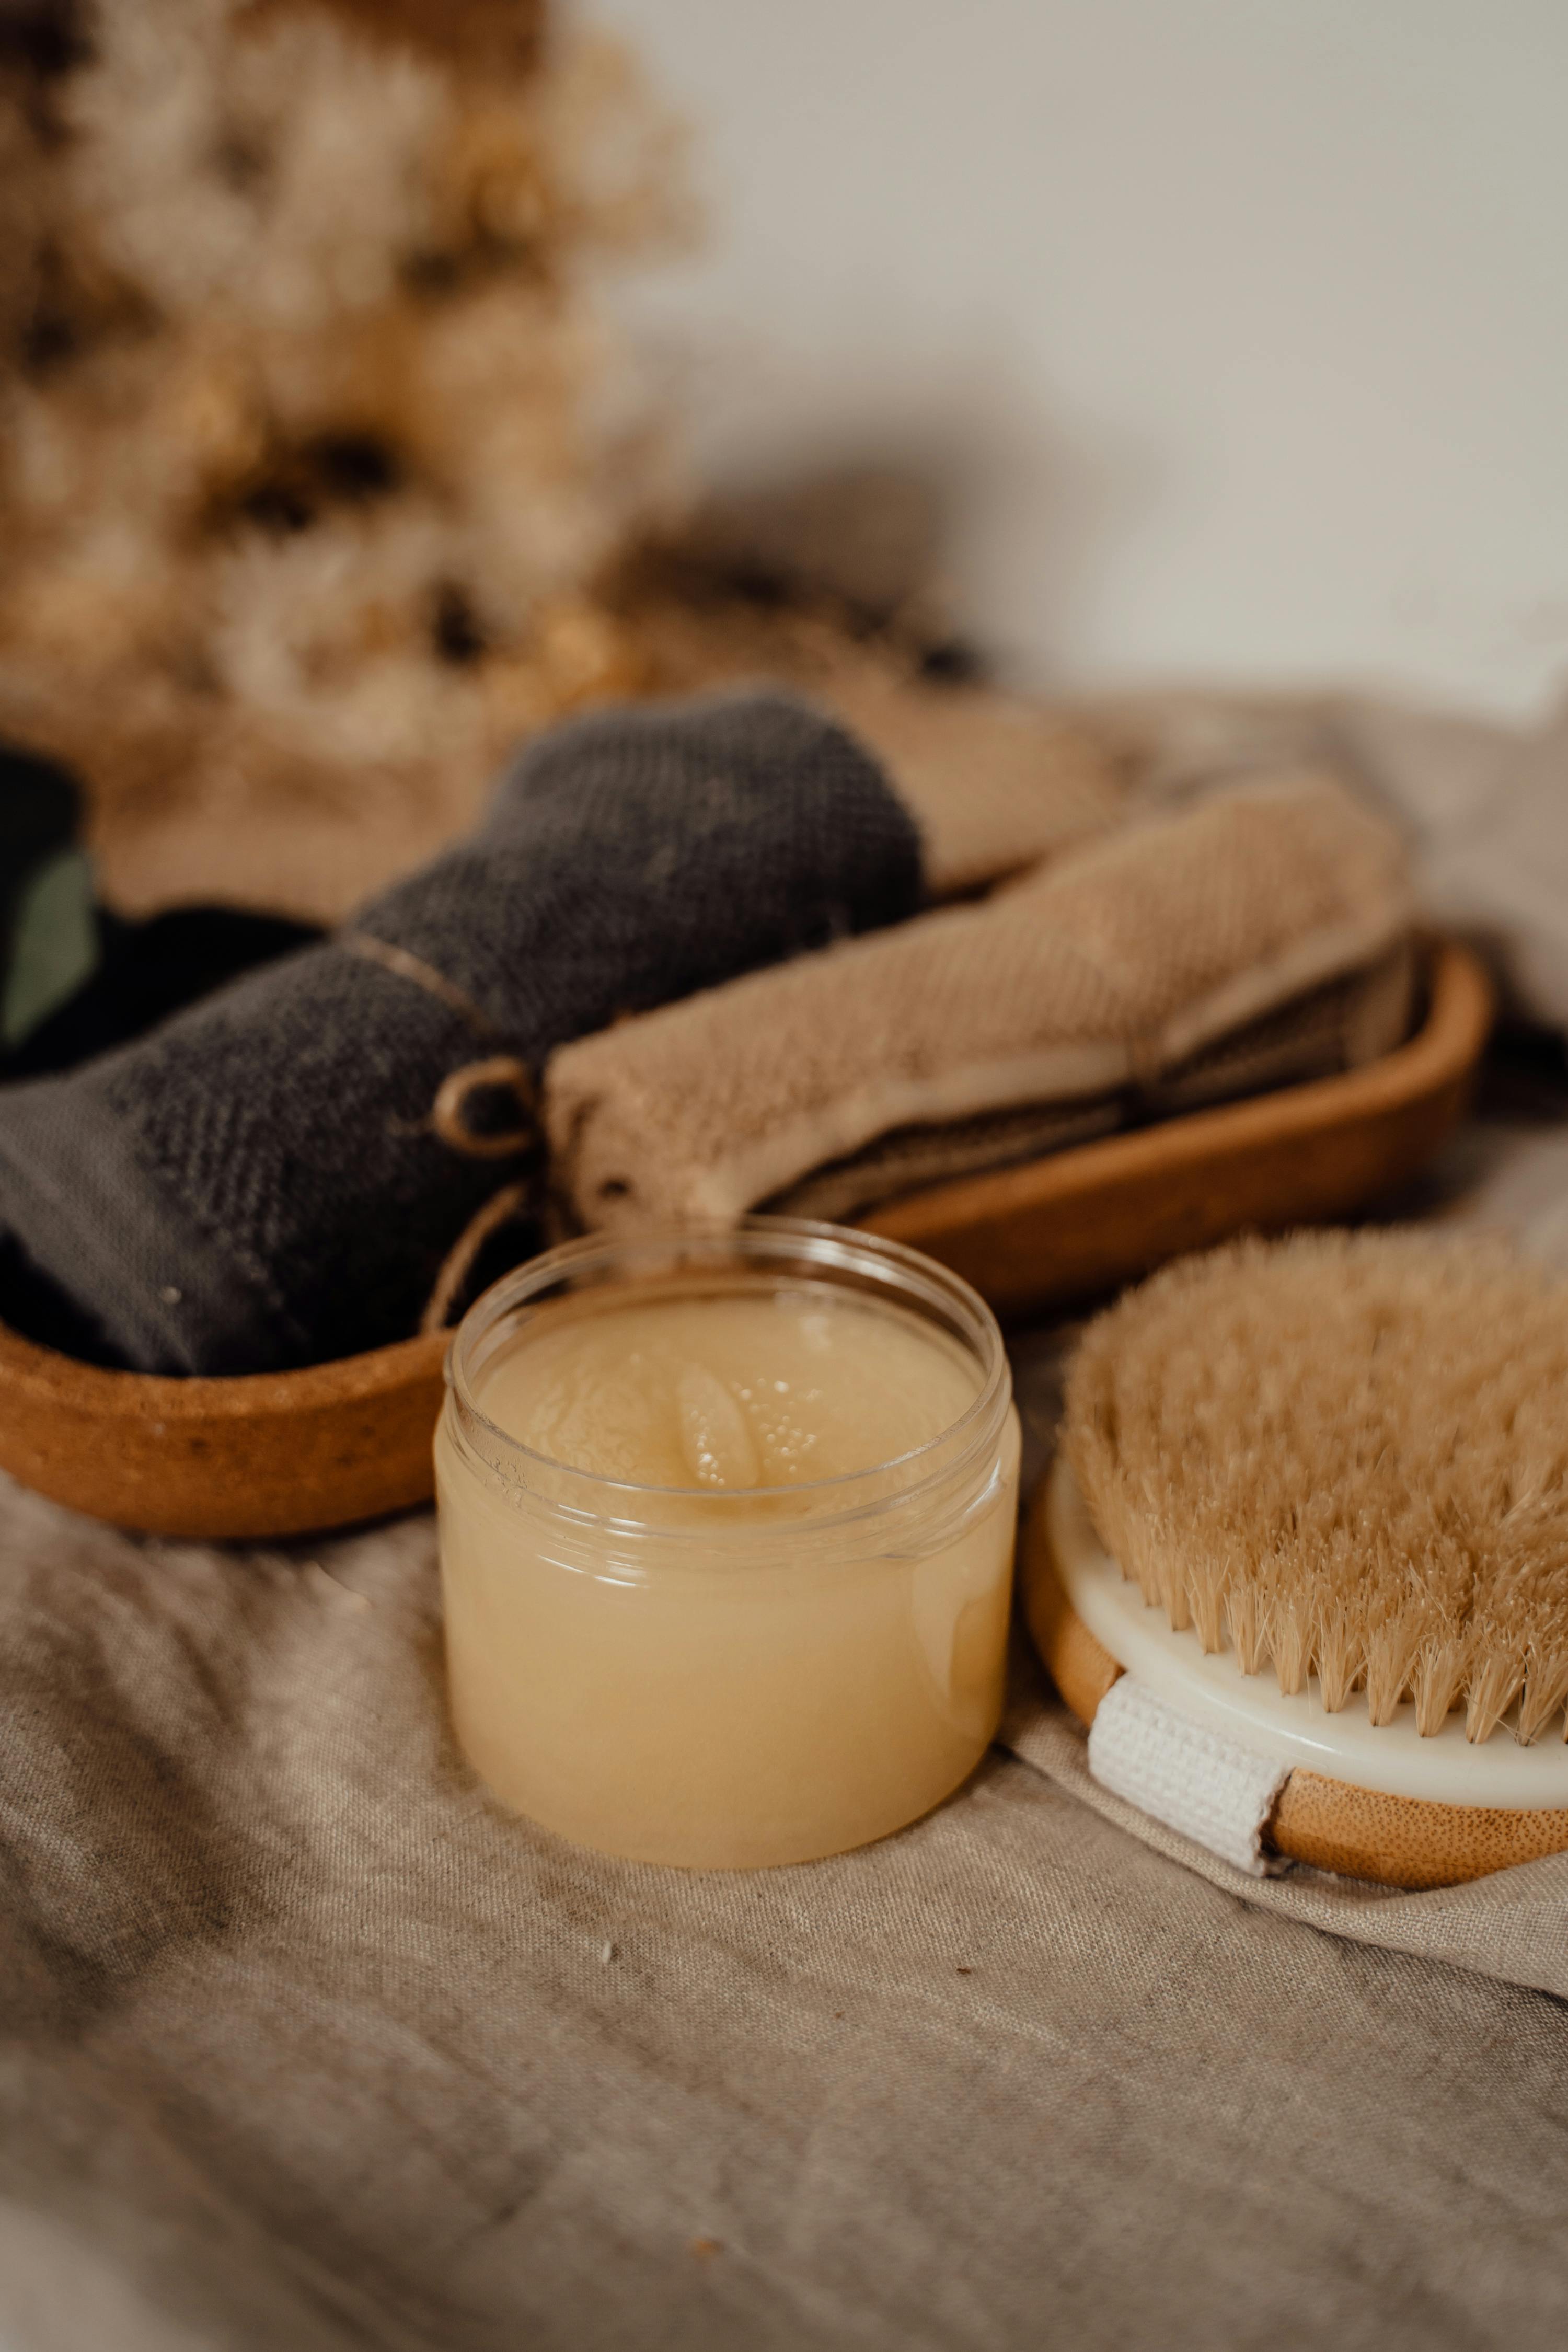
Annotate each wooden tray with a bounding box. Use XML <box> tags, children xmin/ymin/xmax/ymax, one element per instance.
<box><xmin>0</xmin><ymin>940</ymin><xmax>1490</xmax><ymax>1540</ymax></box>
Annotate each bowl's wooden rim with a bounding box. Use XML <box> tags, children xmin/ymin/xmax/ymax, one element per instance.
<box><xmin>0</xmin><ymin>1288</ymin><xmax>447</xmax><ymax>1419</ymax></box>
<box><xmin>1020</xmin><ymin>1485</ymin><xmax>1568</xmax><ymax>1891</ymax></box>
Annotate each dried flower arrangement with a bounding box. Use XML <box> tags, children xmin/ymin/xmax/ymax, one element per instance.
<box><xmin>1</xmin><ymin>0</ymin><xmax>682</xmax><ymax>921</ymax></box>
<box><xmin>0</xmin><ymin>0</ymin><xmax>1115</xmax><ymax>930</ymax></box>
<box><xmin>0</xmin><ymin>2</ymin><xmax>1045</xmax><ymax>932</ymax></box>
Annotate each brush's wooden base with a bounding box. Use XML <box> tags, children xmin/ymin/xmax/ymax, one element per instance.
<box><xmin>0</xmin><ymin>938</ymin><xmax>1490</xmax><ymax>1541</ymax></box>
<box><xmin>1022</xmin><ymin>1500</ymin><xmax>1568</xmax><ymax>1890</ymax></box>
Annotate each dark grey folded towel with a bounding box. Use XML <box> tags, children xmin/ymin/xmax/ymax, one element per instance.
<box><xmin>0</xmin><ymin>692</ymin><xmax>921</xmax><ymax>1375</ymax></box>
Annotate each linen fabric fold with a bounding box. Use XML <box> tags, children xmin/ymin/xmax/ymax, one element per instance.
<box><xmin>545</xmin><ymin>775</ymin><xmax>1415</xmax><ymax>1233</ymax></box>
<box><xmin>0</xmin><ymin>692</ymin><xmax>923</xmax><ymax>1375</ymax></box>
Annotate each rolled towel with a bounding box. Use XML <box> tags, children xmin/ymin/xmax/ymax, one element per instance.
<box><xmin>545</xmin><ymin>774</ymin><xmax>1415</xmax><ymax>1233</ymax></box>
<box><xmin>0</xmin><ymin>692</ymin><xmax>924</xmax><ymax>1374</ymax></box>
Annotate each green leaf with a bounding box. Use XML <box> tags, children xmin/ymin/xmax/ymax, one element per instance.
<box><xmin>2</xmin><ymin>848</ymin><xmax>98</xmax><ymax>1048</ymax></box>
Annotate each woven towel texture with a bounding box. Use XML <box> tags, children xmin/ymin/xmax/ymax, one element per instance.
<box><xmin>547</xmin><ymin>774</ymin><xmax>1413</xmax><ymax>1232</ymax></box>
<box><xmin>0</xmin><ymin>693</ymin><xmax>921</xmax><ymax>1375</ymax></box>
<box><xmin>771</xmin><ymin>946</ymin><xmax>1415</xmax><ymax>1223</ymax></box>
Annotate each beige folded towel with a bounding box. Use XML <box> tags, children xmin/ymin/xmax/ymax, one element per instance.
<box><xmin>771</xmin><ymin>1097</ymin><xmax>1127</xmax><ymax>1225</ymax></box>
<box><xmin>771</xmin><ymin>944</ymin><xmax>1415</xmax><ymax>1224</ymax></box>
<box><xmin>545</xmin><ymin>774</ymin><xmax>1414</xmax><ymax>1235</ymax></box>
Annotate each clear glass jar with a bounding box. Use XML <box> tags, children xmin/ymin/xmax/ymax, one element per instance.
<box><xmin>435</xmin><ymin>1217</ymin><xmax>1020</xmax><ymax>1869</ymax></box>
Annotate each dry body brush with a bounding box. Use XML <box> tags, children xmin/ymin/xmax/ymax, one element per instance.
<box><xmin>1065</xmin><ymin>1231</ymin><xmax>1568</xmax><ymax>1746</ymax></box>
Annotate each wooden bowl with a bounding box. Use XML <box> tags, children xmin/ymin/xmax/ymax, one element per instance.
<box><xmin>0</xmin><ymin>939</ymin><xmax>1491</xmax><ymax>1540</ymax></box>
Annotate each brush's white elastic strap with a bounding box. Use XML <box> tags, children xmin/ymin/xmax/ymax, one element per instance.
<box><xmin>1088</xmin><ymin>1676</ymin><xmax>1292</xmax><ymax>1877</ymax></box>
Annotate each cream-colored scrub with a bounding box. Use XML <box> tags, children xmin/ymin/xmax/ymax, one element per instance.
<box><xmin>436</xmin><ymin>1224</ymin><xmax>1020</xmax><ymax>1869</ymax></box>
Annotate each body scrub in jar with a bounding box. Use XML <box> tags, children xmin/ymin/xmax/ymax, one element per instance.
<box><xmin>435</xmin><ymin>1219</ymin><xmax>1020</xmax><ymax>1868</ymax></box>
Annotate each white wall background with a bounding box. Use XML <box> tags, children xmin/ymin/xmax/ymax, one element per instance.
<box><xmin>585</xmin><ymin>0</ymin><xmax>1568</xmax><ymax>718</ymax></box>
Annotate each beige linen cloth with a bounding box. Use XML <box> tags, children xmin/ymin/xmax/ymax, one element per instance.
<box><xmin>8</xmin><ymin>1125</ymin><xmax>1568</xmax><ymax>2352</ymax></box>
<box><xmin>9</xmin><ymin>700</ymin><xmax>1568</xmax><ymax>2349</ymax></box>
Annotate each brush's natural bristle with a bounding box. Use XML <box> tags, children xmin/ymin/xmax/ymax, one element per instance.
<box><xmin>1064</xmin><ymin>1230</ymin><xmax>1568</xmax><ymax>1744</ymax></box>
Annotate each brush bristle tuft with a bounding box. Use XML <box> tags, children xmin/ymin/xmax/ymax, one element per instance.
<box><xmin>1064</xmin><ymin>1230</ymin><xmax>1568</xmax><ymax>1743</ymax></box>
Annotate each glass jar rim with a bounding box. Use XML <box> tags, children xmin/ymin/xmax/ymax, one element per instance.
<box><xmin>443</xmin><ymin>1215</ymin><xmax>1011</xmax><ymax>1526</ymax></box>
